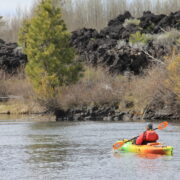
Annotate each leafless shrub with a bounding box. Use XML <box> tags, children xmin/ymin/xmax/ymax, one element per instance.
<box><xmin>152</xmin><ymin>29</ymin><xmax>180</xmax><ymax>47</ymax></box>
<box><xmin>124</xmin><ymin>65</ymin><xmax>167</xmax><ymax>112</ymax></box>
<box><xmin>0</xmin><ymin>2</ymin><xmax>37</xmax><ymax>42</ymax></box>
<box><xmin>61</xmin><ymin>0</ymin><xmax>180</xmax><ymax>31</ymax></box>
<box><xmin>56</xmin><ymin>63</ymin><xmax>178</xmax><ymax>116</ymax></box>
<box><xmin>1</xmin><ymin>0</ymin><xmax>180</xmax><ymax>41</ymax></box>
<box><xmin>0</xmin><ymin>70</ymin><xmax>34</xmax><ymax>99</ymax></box>
<box><xmin>57</xmin><ymin>66</ymin><xmax>128</xmax><ymax>109</ymax></box>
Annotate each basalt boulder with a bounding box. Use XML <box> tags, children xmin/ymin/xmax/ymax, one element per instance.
<box><xmin>108</xmin><ymin>11</ymin><xmax>132</xmax><ymax>27</ymax></box>
<box><xmin>0</xmin><ymin>39</ymin><xmax>27</xmax><ymax>73</ymax></box>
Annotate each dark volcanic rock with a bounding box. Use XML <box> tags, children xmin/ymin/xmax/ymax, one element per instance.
<box><xmin>55</xmin><ymin>101</ymin><xmax>180</xmax><ymax>122</ymax></box>
<box><xmin>139</xmin><ymin>11</ymin><xmax>166</xmax><ymax>33</ymax></box>
<box><xmin>108</xmin><ymin>11</ymin><xmax>132</xmax><ymax>26</ymax></box>
<box><xmin>100</xmin><ymin>25</ymin><xmax>126</xmax><ymax>39</ymax></box>
<box><xmin>56</xmin><ymin>105</ymin><xmax>124</xmax><ymax>121</ymax></box>
<box><xmin>0</xmin><ymin>39</ymin><xmax>27</xmax><ymax>73</ymax></box>
<box><xmin>71</xmin><ymin>10</ymin><xmax>180</xmax><ymax>74</ymax></box>
<box><xmin>71</xmin><ymin>28</ymin><xmax>99</xmax><ymax>51</ymax></box>
<box><xmin>143</xmin><ymin>93</ymin><xmax>180</xmax><ymax>120</ymax></box>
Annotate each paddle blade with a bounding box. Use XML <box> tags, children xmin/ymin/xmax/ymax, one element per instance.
<box><xmin>113</xmin><ymin>141</ymin><xmax>124</xmax><ymax>150</ymax></box>
<box><xmin>157</xmin><ymin>121</ymin><xmax>168</xmax><ymax>130</ymax></box>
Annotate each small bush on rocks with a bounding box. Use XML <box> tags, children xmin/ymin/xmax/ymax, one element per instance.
<box><xmin>129</xmin><ymin>31</ymin><xmax>150</xmax><ymax>44</ymax></box>
<box><xmin>152</xmin><ymin>29</ymin><xmax>180</xmax><ymax>47</ymax></box>
<box><xmin>116</xmin><ymin>40</ymin><xmax>127</xmax><ymax>49</ymax></box>
<box><xmin>123</xmin><ymin>18</ymin><xmax>140</xmax><ymax>28</ymax></box>
<box><xmin>129</xmin><ymin>42</ymin><xmax>147</xmax><ymax>50</ymax></box>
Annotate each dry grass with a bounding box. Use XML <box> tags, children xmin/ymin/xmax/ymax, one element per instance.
<box><xmin>56</xmin><ymin>62</ymin><xmax>179</xmax><ymax>115</ymax></box>
<box><xmin>57</xmin><ymin>66</ymin><xmax>128</xmax><ymax>109</ymax></box>
<box><xmin>0</xmin><ymin>99</ymin><xmax>45</xmax><ymax>114</ymax></box>
<box><xmin>152</xmin><ymin>29</ymin><xmax>180</xmax><ymax>47</ymax></box>
<box><xmin>166</xmin><ymin>53</ymin><xmax>180</xmax><ymax>98</ymax></box>
<box><xmin>0</xmin><ymin>70</ymin><xmax>45</xmax><ymax>114</ymax></box>
<box><xmin>124</xmin><ymin>66</ymin><xmax>167</xmax><ymax>112</ymax></box>
<box><xmin>119</xmin><ymin>55</ymin><xmax>179</xmax><ymax>114</ymax></box>
<box><xmin>0</xmin><ymin>70</ymin><xmax>33</xmax><ymax>98</ymax></box>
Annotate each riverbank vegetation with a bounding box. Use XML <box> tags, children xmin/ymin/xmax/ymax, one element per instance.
<box><xmin>53</xmin><ymin>53</ymin><xmax>180</xmax><ymax>116</ymax></box>
<box><xmin>0</xmin><ymin>0</ymin><xmax>180</xmax><ymax>119</ymax></box>
<box><xmin>1</xmin><ymin>52</ymin><xmax>179</xmax><ymax>117</ymax></box>
<box><xmin>0</xmin><ymin>71</ymin><xmax>45</xmax><ymax>114</ymax></box>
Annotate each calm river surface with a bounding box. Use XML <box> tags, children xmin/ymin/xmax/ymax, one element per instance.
<box><xmin>0</xmin><ymin>116</ymin><xmax>180</xmax><ymax>180</ymax></box>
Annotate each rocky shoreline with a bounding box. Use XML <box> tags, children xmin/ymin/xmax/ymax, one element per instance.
<box><xmin>55</xmin><ymin>104</ymin><xmax>180</xmax><ymax>122</ymax></box>
<box><xmin>1</xmin><ymin>103</ymin><xmax>179</xmax><ymax>121</ymax></box>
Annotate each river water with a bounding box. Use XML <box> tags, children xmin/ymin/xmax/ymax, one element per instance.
<box><xmin>0</xmin><ymin>116</ymin><xmax>180</xmax><ymax>180</ymax></box>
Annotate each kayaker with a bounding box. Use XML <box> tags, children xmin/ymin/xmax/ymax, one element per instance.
<box><xmin>136</xmin><ymin>123</ymin><xmax>159</xmax><ymax>145</ymax></box>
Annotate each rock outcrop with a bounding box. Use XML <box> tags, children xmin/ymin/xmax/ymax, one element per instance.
<box><xmin>0</xmin><ymin>39</ymin><xmax>27</xmax><ymax>73</ymax></box>
<box><xmin>71</xmin><ymin>11</ymin><xmax>180</xmax><ymax>74</ymax></box>
<box><xmin>55</xmin><ymin>102</ymin><xmax>180</xmax><ymax>122</ymax></box>
<box><xmin>55</xmin><ymin>104</ymin><xmax>139</xmax><ymax>122</ymax></box>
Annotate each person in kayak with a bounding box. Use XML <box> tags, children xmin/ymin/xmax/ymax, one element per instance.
<box><xmin>136</xmin><ymin>123</ymin><xmax>159</xmax><ymax>145</ymax></box>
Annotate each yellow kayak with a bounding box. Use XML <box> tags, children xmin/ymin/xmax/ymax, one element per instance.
<box><xmin>113</xmin><ymin>140</ymin><xmax>173</xmax><ymax>156</ymax></box>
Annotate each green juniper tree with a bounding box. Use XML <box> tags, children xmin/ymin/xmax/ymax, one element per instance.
<box><xmin>19</xmin><ymin>0</ymin><xmax>82</xmax><ymax>99</ymax></box>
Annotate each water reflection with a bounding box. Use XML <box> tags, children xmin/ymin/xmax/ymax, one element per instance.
<box><xmin>137</xmin><ymin>153</ymin><xmax>166</xmax><ymax>160</ymax></box>
<box><xmin>27</xmin><ymin>139</ymin><xmax>67</xmax><ymax>163</ymax></box>
<box><xmin>113</xmin><ymin>152</ymin><xmax>173</xmax><ymax>160</ymax></box>
<box><xmin>25</xmin><ymin>122</ymin><xmax>70</xmax><ymax>170</ymax></box>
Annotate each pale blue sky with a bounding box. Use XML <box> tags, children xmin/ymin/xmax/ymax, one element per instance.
<box><xmin>0</xmin><ymin>0</ymin><xmax>35</xmax><ymax>17</ymax></box>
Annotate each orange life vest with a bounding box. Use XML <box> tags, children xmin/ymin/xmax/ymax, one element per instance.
<box><xmin>145</xmin><ymin>130</ymin><xmax>159</xmax><ymax>142</ymax></box>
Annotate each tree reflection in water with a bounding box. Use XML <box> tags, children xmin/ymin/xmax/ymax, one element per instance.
<box><xmin>25</xmin><ymin>122</ymin><xmax>72</xmax><ymax>170</ymax></box>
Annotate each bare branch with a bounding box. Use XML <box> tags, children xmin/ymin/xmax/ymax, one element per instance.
<box><xmin>142</xmin><ymin>50</ymin><xmax>166</xmax><ymax>65</ymax></box>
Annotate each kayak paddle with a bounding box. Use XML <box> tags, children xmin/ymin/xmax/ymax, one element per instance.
<box><xmin>113</xmin><ymin>121</ymin><xmax>168</xmax><ymax>150</ymax></box>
